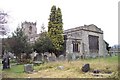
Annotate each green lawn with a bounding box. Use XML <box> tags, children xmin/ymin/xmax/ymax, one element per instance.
<box><xmin>2</xmin><ymin>55</ymin><xmax>119</xmax><ymax>78</ymax></box>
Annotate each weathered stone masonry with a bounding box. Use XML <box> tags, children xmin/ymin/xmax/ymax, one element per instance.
<box><xmin>64</xmin><ymin>24</ymin><xmax>106</xmax><ymax>58</ymax></box>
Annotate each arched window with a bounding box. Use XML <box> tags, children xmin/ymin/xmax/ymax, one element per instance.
<box><xmin>72</xmin><ymin>40</ymin><xmax>80</xmax><ymax>52</ymax></box>
<box><xmin>29</xmin><ymin>26</ymin><xmax>32</xmax><ymax>34</ymax></box>
<box><xmin>29</xmin><ymin>26</ymin><xmax>32</xmax><ymax>31</ymax></box>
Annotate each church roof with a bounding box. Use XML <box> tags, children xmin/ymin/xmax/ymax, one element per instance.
<box><xmin>64</xmin><ymin>24</ymin><xmax>103</xmax><ymax>34</ymax></box>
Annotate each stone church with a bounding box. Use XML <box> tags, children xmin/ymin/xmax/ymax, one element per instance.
<box><xmin>21</xmin><ymin>21</ymin><xmax>107</xmax><ymax>58</ymax></box>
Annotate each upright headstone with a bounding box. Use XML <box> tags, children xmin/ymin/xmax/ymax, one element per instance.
<box><xmin>58</xmin><ymin>55</ymin><xmax>65</xmax><ymax>61</ymax></box>
<box><xmin>30</xmin><ymin>51</ymin><xmax>38</xmax><ymax>61</ymax></box>
<box><xmin>48</xmin><ymin>56</ymin><xmax>56</xmax><ymax>62</ymax></box>
<box><xmin>44</xmin><ymin>55</ymin><xmax>48</xmax><ymax>62</ymax></box>
<box><xmin>67</xmin><ymin>53</ymin><xmax>72</xmax><ymax>62</ymax></box>
<box><xmin>34</xmin><ymin>53</ymin><xmax>42</xmax><ymax>61</ymax></box>
<box><xmin>72</xmin><ymin>53</ymin><xmax>76</xmax><ymax>60</ymax></box>
<box><xmin>24</xmin><ymin>64</ymin><xmax>33</xmax><ymax>73</ymax></box>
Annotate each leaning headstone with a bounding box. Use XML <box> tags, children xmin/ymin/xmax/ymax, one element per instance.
<box><xmin>24</xmin><ymin>64</ymin><xmax>33</xmax><ymax>73</ymax></box>
<box><xmin>81</xmin><ymin>64</ymin><xmax>90</xmax><ymax>72</ymax></box>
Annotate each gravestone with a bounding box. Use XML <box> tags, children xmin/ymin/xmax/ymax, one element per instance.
<box><xmin>75</xmin><ymin>53</ymin><xmax>80</xmax><ymax>59</ymax></box>
<box><xmin>33</xmin><ymin>53</ymin><xmax>43</xmax><ymax>65</ymax></box>
<box><xmin>58</xmin><ymin>55</ymin><xmax>65</xmax><ymax>61</ymax></box>
<box><xmin>34</xmin><ymin>53</ymin><xmax>42</xmax><ymax>61</ymax></box>
<box><xmin>67</xmin><ymin>53</ymin><xmax>72</xmax><ymax>61</ymax></box>
<box><xmin>44</xmin><ymin>55</ymin><xmax>48</xmax><ymax>62</ymax></box>
<box><xmin>72</xmin><ymin>53</ymin><xmax>76</xmax><ymax>60</ymax></box>
<box><xmin>30</xmin><ymin>51</ymin><xmax>38</xmax><ymax>61</ymax></box>
<box><xmin>67</xmin><ymin>53</ymin><xmax>77</xmax><ymax>61</ymax></box>
<box><xmin>48</xmin><ymin>56</ymin><xmax>56</xmax><ymax>62</ymax></box>
<box><xmin>24</xmin><ymin>64</ymin><xmax>33</xmax><ymax>73</ymax></box>
<box><xmin>81</xmin><ymin>64</ymin><xmax>90</xmax><ymax>72</ymax></box>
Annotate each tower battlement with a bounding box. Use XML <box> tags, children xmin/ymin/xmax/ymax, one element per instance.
<box><xmin>21</xmin><ymin>21</ymin><xmax>37</xmax><ymax>39</ymax></box>
<box><xmin>21</xmin><ymin>21</ymin><xmax>36</xmax><ymax>27</ymax></box>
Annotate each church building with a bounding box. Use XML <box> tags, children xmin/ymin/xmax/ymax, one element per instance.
<box><xmin>21</xmin><ymin>21</ymin><xmax>107</xmax><ymax>58</ymax></box>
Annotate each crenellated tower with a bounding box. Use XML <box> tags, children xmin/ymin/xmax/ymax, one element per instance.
<box><xmin>21</xmin><ymin>21</ymin><xmax>37</xmax><ymax>37</ymax></box>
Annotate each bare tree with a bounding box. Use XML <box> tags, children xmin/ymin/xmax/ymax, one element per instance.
<box><xmin>0</xmin><ymin>10</ymin><xmax>9</xmax><ymax>37</ymax></box>
<box><xmin>0</xmin><ymin>10</ymin><xmax>9</xmax><ymax>58</ymax></box>
<box><xmin>40</xmin><ymin>23</ymin><xmax>45</xmax><ymax>33</ymax></box>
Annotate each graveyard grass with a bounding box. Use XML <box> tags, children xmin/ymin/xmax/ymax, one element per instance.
<box><xmin>2</xmin><ymin>55</ymin><xmax>118</xmax><ymax>78</ymax></box>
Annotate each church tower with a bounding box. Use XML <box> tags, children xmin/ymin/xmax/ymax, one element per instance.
<box><xmin>21</xmin><ymin>21</ymin><xmax>39</xmax><ymax>43</ymax></box>
<box><xmin>21</xmin><ymin>21</ymin><xmax>37</xmax><ymax>37</ymax></box>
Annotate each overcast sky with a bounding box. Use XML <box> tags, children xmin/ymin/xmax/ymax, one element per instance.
<box><xmin>0</xmin><ymin>0</ymin><xmax>118</xmax><ymax>46</ymax></box>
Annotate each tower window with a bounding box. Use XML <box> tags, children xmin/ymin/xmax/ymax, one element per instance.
<box><xmin>29</xmin><ymin>26</ymin><xmax>32</xmax><ymax>31</ymax></box>
<box><xmin>29</xmin><ymin>26</ymin><xmax>32</xmax><ymax>35</ymax></box>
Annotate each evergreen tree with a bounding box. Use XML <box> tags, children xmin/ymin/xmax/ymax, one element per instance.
<box><xmin>48</xmin><ymin>5</ymin><xmax>64</xmax><ymax>56</ymax></box>
<box><xmin>5</xmin><ymin>26</ymin><xmax>33</xmax><ymax>62</ymax></box>
<box><xmin>48</xmin><ymin>5</ymin><xmax>56</xmax><ymax>32</ymax></box>
<box><xmin>33</xmin><ymin>32</ymin><xmax>54</xmax><ymax>54</ymax></box>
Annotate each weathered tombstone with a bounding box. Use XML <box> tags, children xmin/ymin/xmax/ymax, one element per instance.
<box><xmin>58</xmin><ymin>55</ymin><xmax>65</xmax><ymax>61</ymax></box>
<box><xmin>92</xmin><ymin>54</ymin><xmax>97</xmax><ymax>58</ymax></box>
<box><xmin>48</xmin><ymin>56</ymin><xmax>56</xmax><ymax>62</ymax></box>
<box><xmin>33</xmin><ymin>53</ymin><xmax>44</xmax><ymax>65</ymax></box>
<box><xmin>34</xmin><ymin>53</ymin><xmax>42</xmax><ymax>61</ymax></box>
<box><xmin>24</xmin><ymin>64</ymin><xmax>33</xmax><ymax>73</ymax></box>
<box><xmin>75</xmin><ymin>54</ymin><xmax>80</xmax><ymax>59</ymax></box>
<box><xmin>81</xmin><ymin>64</ymin><xmax>90</xmax><ymax>72</ymax></box>
<box><xmin>72</xmin><ymin>53</ymin><xmax>76</xmax><ymax>60</ymax></box>
<box><xmin>81</xmin><ymin>53</ymin><xmax>86</xmax><ymax>59</ymax></box>
<box><xmin>30</xmin><ymin>51</ymin><xmax>38</xmax><ymax>61</ymax></box>
<box><xmin>67</xmin><ymin>53</ymin><xmax>72</xmax><ymax>62</ymax></box>
<box><xmin>44</xmin><ymin>55</ymin><xmax>48</xmax><ymax>62</ymax></box>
